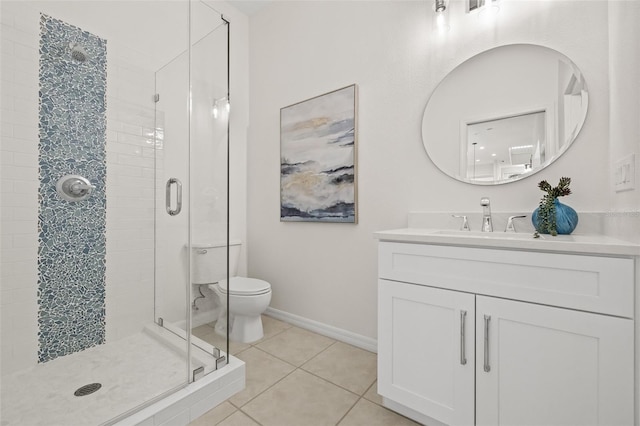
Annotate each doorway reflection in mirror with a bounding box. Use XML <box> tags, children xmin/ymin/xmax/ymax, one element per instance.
<box><xmin>465</xmin><ymin>111</ymin><xmax>546</xmax><ymax>182</ymax></box>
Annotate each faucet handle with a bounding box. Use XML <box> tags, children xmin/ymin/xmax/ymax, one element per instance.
<box><xmin>452</xmin><ymin>214</ymin><xmax>470</xmax><ymax>231</ymax></box>
<box><xmin>505</xmin><ymin>215</ymin><xmax>527</xmax><ymax>232</ymax></box>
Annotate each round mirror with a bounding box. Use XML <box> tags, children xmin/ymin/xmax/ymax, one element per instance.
<box><xmin>422</xmin><ymin>44</ymin><xmax>588</xmax><ymax>185</ymax></box>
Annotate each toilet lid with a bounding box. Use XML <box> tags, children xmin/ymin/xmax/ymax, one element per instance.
<box><xmin>218</xmin><ymin>277</ymin><xmax>271</xmax><ymax>295</ymax></box>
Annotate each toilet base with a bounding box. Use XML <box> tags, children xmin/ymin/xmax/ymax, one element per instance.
<box><xmin>216</xmin><ymin>314</ymin><xmax>264</xmax><ymax>344</ymax></box>
<box><xmin>231</xmin><ymin>314</ymin><xmax>264</xmax><ymax>343</ymax></box>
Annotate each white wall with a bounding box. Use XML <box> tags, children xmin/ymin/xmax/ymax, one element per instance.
<box><xmin>246</xmin><ymin>0</ymin><xmax>623</xmax><ymax>340</ymax></box>
<box><xmin>608</xmin><ymin>0</ymin><xmax>640</xmax><ymax>224</ymax></box>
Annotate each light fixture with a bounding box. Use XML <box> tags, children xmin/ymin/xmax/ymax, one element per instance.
<box><xmin>478</xmin><ymin>0</ymin><xmax>500</xmax><ymax>19</ymax></box>
<box><xmin>212</xmin><ymin>96</ymin><xmax>230</xmax><ymax>119</ymax></box>
<box><xmin>433</xmin><ymin>0</ymin><xmax>450</xmax><ymax>32</ymax></box>
<box><xmin>510</xmin><ymin>144</ymin><xmax>534</xmax><ymax>151</ymax></box>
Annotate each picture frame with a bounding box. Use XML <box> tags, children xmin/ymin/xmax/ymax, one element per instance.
<box><xmin>280</xmin><ymin>84</ymin><xmax>358</xmax><ymax>223</ymax></box>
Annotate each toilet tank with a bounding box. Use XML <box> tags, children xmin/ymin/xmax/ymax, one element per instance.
<box><xmin>191</xmin><ymin>240</ymin><xmax>241</xmax><ymax>284</ymax></box>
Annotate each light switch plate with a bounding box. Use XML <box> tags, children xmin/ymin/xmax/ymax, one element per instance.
<box><xmin>614</xmin><ymin>153</ymin><xmax>635</xmax><ymax>192</ymax></box>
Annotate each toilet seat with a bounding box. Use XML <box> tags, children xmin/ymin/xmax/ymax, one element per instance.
<box><xmin>218</xmin><ymin>277</ymin><xmax>271</xmax><ymax>296</ymax></box>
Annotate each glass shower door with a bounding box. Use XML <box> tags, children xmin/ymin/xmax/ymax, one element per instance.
<box><xmin>188</xmin><ymin>0</ymin><xmax>231</xmax><ymax>375</ymax></box>
<box><xmin>154</xmin><ymin>0</ymin><xmax>229</xmax><ymax>380</ymax></box>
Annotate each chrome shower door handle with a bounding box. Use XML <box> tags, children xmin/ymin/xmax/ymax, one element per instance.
<box><xmin>166</xmin><ymin>178</ymin><xmax>182</xmax><ymax>216</ymax></box>
<box><xmin>483</xmin><ymin>314</ymin><xmax>491</xmax><ymax>372</ymax></box>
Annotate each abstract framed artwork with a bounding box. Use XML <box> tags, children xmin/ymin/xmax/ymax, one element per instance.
<box><xmin>280</xmin><ymin>84</ymin><xmax>358</xmax><ymax>223</ymax></box>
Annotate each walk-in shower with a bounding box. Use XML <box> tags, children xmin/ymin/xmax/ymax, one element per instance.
<box><xmin>0</xmin><ymin>1</ymin><xmax>241</xmax><ymax>424</ymax></box>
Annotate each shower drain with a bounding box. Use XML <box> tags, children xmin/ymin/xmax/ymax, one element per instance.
<box><xmin>74</xmin><ymin>383</ymin><xmax>102</xmax><ymax>397</ymax></box>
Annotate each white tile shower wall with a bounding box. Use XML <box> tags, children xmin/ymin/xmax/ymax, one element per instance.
<box><xmin>0</xmin><ymin>3</ymin><xmax>157</xmax><ymax>374</ymax></box>
<box><xmin>1</xmin><ymin>2</ymin><xmax>43</xmax><ymax>375</ymax></box>
<box><xmin>104</xmin><ymin>47</ymin><xmax>157</xmax><ymax>343</ymax></box>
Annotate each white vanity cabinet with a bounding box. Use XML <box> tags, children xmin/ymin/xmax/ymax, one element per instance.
<box><xmin>474</xmin><ymin>295</ymin><xmax>632</xmax><ymax>426</ymax></box>
<box><xmin>378</xmin><ymin>280</ymin><xmax>475</xmax><ymax>425</ymax></box>
<box><xmin>377</xmin><ymin>240</ymin><xmax>636</xmax><ymax>426</ymax></box>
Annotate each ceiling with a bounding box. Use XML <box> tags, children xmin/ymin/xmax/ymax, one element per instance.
<box><xmin>227</xmin><ymin>0</ymin><xmax>272</xmax><ymax>16</ymax></box>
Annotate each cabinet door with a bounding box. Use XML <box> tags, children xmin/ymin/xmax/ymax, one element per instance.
<box><xmin>476</xmin><ymin>296</ymin><xmax>634</xmax><ymax>426</ymax></box>
<box><xmin>378</xmin><ymin>279</ymin><xmax>475</xmax><ymax>426</ymax></box>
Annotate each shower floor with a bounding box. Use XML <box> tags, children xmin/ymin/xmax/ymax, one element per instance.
<box><xmin>1</xmin><ymin>325</ymin><xmax>213</xmax><ymax>426</ymax></box>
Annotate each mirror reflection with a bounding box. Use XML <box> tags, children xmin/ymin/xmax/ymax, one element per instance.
<box><xmin>466</xmin><ymin>110</ymin><xmax>546</xmax><ymax>181</ymax></box>
<box><xmin>422</xmin><ymin>44</ymin><xmax>588</xmax><ymax>185</ymax></box>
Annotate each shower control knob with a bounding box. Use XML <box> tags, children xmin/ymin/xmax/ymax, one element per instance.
<box><xmin>56</xmin><ymin>174</ymin><xmax>96</xmax><ymax>202</ymax></box>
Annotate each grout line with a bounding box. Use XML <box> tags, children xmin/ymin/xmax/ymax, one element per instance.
<box><xmin>249</xmin><ymin>326</ymin><xmax>337</xmax><ymax>368</ymax></box>
<box><xmin>211</xmin><ymin>404</ymin><xmax>236</xmax><ymax>426</ymax></box>
<box><xmin>361</xmin><ymin>380</ymin><xmax>381</xmax><ymax>405</ymax></box>
<box><xmin>250</xmin><ymin>345</ymin><xmax>297</xmax><ymax>369</ymax></box>
<box><xmin>229</xmin><ymin>361</ymin><xmax>298</xmax><ymax>410</ymax></box>
<box><xmin>228</xmin><ymin>343</ymin><xmax>300</xmax><ymax>409</ymax></box>
<box><xmin>299</xmin><ymin>339</ymin><xmax>338</xmax><ymax>367</ymax></box>
<box><xmin>299</xmin><ymin>366</ymin><xmax>363</xmax><ymax>398</ymax></box>
<box><xmin>213</xmin><ymin>317</ymin><xmax>383</xmax><ymax>425</ymax></box>
<box><xmin>249</xmin><ymin>326</ymin><xmax>288</xmax><ymax>346</ymax></box>
<box><xmin>335</xmin><ymin>396</ymin><xmax>362</xmax><ymax>426</ymax></box>
<box><xmin>237</xmin><ymin>408</ymin><xmax>264</xmax><ymax>426</ymax></box>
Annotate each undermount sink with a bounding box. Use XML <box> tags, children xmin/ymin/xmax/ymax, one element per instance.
<box><xmin>431</xmin><ymin>229</ymin><xmax>544</xmax><ymax>240</ymax></box>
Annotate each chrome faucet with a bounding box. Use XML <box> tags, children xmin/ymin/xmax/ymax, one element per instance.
<box><xmin>452</xmin><ymin>214</ymin><xmax>470</xmax><ymax>231</ymax></box>
<box><xmin>505</xmin><ymin>215</ymin><xmax>527</xmax><ymax>232</ymax></box>
<box><xmin>480</xmin><ymin>197</ymin><xmax>493</xmax><ymax>232</ymax></box>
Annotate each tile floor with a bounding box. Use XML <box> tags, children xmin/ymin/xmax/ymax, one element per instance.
<box><xmin>189</xmin><ymin>316</ymin><xmax>419</xmax><ymax>426</ymax></box>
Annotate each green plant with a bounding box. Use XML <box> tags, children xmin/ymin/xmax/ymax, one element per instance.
<box><xmin>536</xmin><ymin>177</ymin><xmax>572</xmax><ymax>236</ymax></box>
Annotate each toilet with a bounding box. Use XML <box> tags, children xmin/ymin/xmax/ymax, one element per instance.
<box><xmin>191</xmin><ymin>240</ymin><xmax>271</xmax><ymax>343</ymax></box>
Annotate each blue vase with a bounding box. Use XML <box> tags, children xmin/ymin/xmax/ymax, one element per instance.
<box><xmin>532</xmin><ymin>198</ymin><xmax>578</xmax><ymax>235</ymax></box>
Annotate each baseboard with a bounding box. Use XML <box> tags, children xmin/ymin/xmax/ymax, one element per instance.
<box><xmin>265</xmin><ymin>307</ymin><xmax>378</xmax><ymax>354</ymax></box>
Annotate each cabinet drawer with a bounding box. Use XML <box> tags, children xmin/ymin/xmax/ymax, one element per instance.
<box><xmin>379</xmin><ymin>242</ymin><xmax>634</xmax><ymax>318</ymax></box>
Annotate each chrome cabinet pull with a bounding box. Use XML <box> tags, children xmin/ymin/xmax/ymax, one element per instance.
<box><xmin>483</xmin><ymin>314</ymin><xmax>491</xmax><ymax>372</ymax></box>
<box><xmin>460</xmin><ymin>310</ymin><xmax>467</xmax><ymax>365</ymax></box>
<box><xmin>165</xmin><ymin>178</ymin><xmax>182</xmax><ymax>216</ymax></box>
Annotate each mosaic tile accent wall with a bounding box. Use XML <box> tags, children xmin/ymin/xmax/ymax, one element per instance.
<box><xmin>38</xmin><ymin>14</ymin><xmax>107</xmax><ymax>362</ymax></box>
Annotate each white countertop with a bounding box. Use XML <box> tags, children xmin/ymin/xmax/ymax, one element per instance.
<box><xmin>374</xmin><ymin>228</ymin><xmax>640</xmax><ymax>257</ymax></box>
